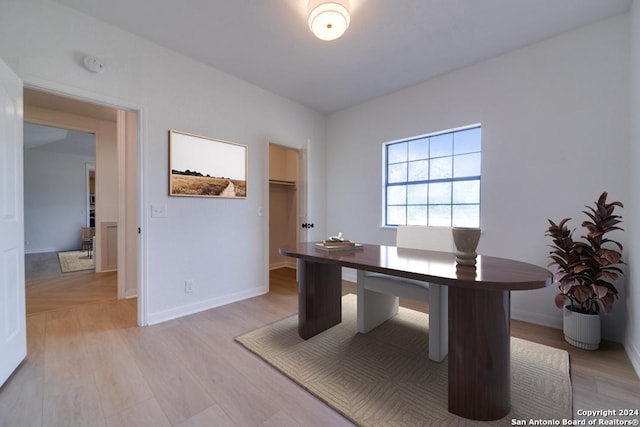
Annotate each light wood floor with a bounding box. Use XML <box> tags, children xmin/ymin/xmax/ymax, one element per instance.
<box><xmin>1</xmin><ymin>268</ymin><xmax>639</xmax><ymax>426</ymax></box>
<box><xmin>25</xmin><ymin>252</ymin><xmax>117</xmax><ymax>317</ymax></box>
<box><xmin>26</xmin><ymin>270</ymin><xmax>118</xmax><ymax>317</ymax></box>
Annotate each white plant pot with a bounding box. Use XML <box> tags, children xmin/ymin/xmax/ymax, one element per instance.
<box><xmin>563</xmin><ymin>306</ymin><xmax>601</xmax><ymax>350</ymax></box>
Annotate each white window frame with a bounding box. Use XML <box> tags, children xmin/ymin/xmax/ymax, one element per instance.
<box><xmin>382</xmin><ymin>124</ymin><xmax>481</xmax><ymax>227</ymax></box>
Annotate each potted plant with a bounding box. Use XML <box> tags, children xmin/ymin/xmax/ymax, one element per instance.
<box><xmin>545</xmin><ymin>192</ymin><xmax>624</xmax><ymax>350</ymax></box>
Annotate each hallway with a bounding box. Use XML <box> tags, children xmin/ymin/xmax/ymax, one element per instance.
<box><xmin>25</xmin><ymin>252</ymin><xmax>117</xmax><ymax>316</ymax></box>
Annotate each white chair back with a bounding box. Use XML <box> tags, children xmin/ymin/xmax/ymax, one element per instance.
<box><xmin>396</xmin><ymin>226</ymin><xmax>454</xmax><ymax>252</ymax></box>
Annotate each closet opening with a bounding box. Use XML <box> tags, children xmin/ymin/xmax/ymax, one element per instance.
<box><xmin>268</xmin><ymin>144</ymin><xmax>299</xmax><ymax>273</ymax></box>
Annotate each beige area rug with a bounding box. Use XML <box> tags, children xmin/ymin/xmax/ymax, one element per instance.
<box><xmin>236</xmin><ymin>294</ymin><xmax>572</xmax><ymax>426</ymax></box>
<box><xmin>58</xmin><ymin>250</ymin><xmax>94</xmax><ymax>273</ymax></box>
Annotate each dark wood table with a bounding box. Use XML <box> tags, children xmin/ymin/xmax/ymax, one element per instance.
<box><xmin>279</xmin><ymin>242</ymin><xmax>552</xmax><ymax>421</ymax></box>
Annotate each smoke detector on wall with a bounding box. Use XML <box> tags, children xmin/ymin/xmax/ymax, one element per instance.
<box><xmin>83</xmin><ymin>55</ymin><xmax>105</xmax><ymax>73</ymax></box>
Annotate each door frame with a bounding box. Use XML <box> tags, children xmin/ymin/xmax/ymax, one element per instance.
<box><xmin>23</xmin><ymin>78</ymin><xmax>147</xmax><ymax>326</ymax></box>
<box><xmin>264</xmin><ymin>139</ymin><xmax>310</xmax><ymax>287</ymax></box>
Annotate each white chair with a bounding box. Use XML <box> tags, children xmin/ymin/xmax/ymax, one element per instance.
<box><xmin>356</xmin><ymin>226</ymin><xmax>453</xmax><ymax>362</ymax></box>
<box><xmin>81</xmin><ymin>226</ymin><xmax>95</xmax><ymax>258</ymax></box>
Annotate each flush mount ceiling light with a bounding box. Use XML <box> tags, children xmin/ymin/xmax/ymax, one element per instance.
<box><xmin>308</xmin><ymin>1</ymin><xmax>350</xmax><ymax>41</ymax></box>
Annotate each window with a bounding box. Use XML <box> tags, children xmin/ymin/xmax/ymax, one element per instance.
<box><xmin>383</xmin><ymin>125</ymin><xmax>481</xmax><ymax>227</ymax></box>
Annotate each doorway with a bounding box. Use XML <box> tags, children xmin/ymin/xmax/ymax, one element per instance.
<box><xmin>23</xmin><ymin>122</ymin><xmax>96</xmax><ymax>258</ymax></box>
<box><xmin>87</xmin><ymin>165</ymin><xmax>95</xmax><ymax>227</ymax></box>
<box><xmin>22</xmin><ymin>121</ymin><xmax>105</xmax><ymax>314</ymax></box>
<box><xmin>268</xmin><ymin>144</ymin><xmax>301</xmax><ymax>296</ymax></box>
<box><xmin>22</xmin><ymin>88</ymin><xmax>140</xmax><ymax>318</ymax></box>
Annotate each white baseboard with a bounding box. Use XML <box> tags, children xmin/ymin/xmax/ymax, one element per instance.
<box><xmin>124</xmin><ymin>289</ymin><xmax>137</xmax><ymax>299</ymax></box>
<box><xmin>625</xmin><ymin>340</ymin><xmax>640</xmax><ymax>378</ymax></box>
<box><xmin>147</xmin><ymin>286</ymin><xmax>268</xmax><ymax>325</ymax></box>
<box><xmin>25</xmin><ymin>248</ymin><xmax>58</xmax><ymax>254</ymax></box>
<box><xmin>511</xmin><ymin>308</ymin><xmax>563</xmax><ymax>330</ymax></box>
<box><xmin>270</xmin><ymin>261</ymin><xmax>296</xmax><ymax>270</ymax></box>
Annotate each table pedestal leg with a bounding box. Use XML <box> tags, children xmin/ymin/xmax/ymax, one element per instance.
<box><xmin>297</xmin><ymin>260</ymin><xmax>342</xmax><ymax>340</ymax></box>
<box><xmin>448</xmin><ymin>287</ymin><xmax>511</xmax><ymax>421</ymax></box>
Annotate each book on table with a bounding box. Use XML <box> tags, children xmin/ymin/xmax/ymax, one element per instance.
<box><xmin>315</xmin><ymin>240</ymin><xmax>363</xmax><ymax>251</ymax></box>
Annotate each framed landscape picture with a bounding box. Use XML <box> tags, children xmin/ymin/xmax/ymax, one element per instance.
<box><xmin>169</xmin><ymin>130</ymin><xmax>247</xmax><ymax>198</ymax></box>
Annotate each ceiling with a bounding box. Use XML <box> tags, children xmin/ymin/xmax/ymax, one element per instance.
<box><xmin>24</xmin><ymin>122</ymin><xmax>95</xmax><ymax>157</ymax></box>
<box><xmin>24</xmin><ymin>88</ymin><xmax>118</xmax><ymax>122</ymax></box>
<box><xmin>22</xmin><ymin>87</ymin><xmax>114</xmax><ymax>157</ymax></box>
<box><xmin>52</xmin><ymin>0</ymin><xmax>632</xmax><ymax>113</ymax></box>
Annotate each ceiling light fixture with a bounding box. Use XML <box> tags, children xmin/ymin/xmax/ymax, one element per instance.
<box><xmin>308</xmin><ymin>1</ymin><xmax>350</xmax><ymax>41</ymax></box>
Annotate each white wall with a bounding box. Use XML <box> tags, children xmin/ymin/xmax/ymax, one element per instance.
<box><xmin>627</xmin><ymin>1</ymin><xmax>640</xmax><ymax>375</ymax></box>
<box><xmin>23</xmin><ymin>148</ymin><xmax>94</xmax><ymax>253</ymax></box>
<box><xmin>0</xmin><ymin>0</ymin><xmax>327</xmax><ymax>323</ymax></box>
<box><xmin>327</xmin><ymin>14</ymin><xmax>631</xmax><ymax>342</ymax></box>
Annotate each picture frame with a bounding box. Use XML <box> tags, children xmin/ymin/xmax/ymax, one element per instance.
<box><xmin>169</xmin><ymin>130</ymin><xmax>247</xmax><ymax>198</ymax></box>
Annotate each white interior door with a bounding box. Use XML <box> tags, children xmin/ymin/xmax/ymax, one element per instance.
<box><xmin>0</xmin><ymin>58</ymin><xmax>26</xmax><ymax>387</ymax></box>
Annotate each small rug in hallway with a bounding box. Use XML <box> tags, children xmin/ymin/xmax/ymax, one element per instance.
<box><xmin>236</xmin><ymin>294</ymin><xmax>572</xmax><ymax>426</ymax></box>
<box><xmin>58</xmin><ymin>251</ymin><xmax>94</xmax><ymax>273</ymax></box>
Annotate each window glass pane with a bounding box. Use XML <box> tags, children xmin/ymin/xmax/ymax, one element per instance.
<box><xmin>407</xmin><ymin>183</ymin><xmax>428</xmax><ymax>204</ymax></box>
<box><xmin>453</xmin><ymin>153</ymin><xmax>481</xmax><ymax>178</ymax></box>
<box><xmin>430</xmin><ymin>133</ymin><xmax>453</xmax><ymax>158</ymax></box>
<box><xmin>429</xmin><ymin>182</ymin><xmax>451</xmax><ymax>204</ymax></box>
<box><xmin>452</xmin><ymin>205</ymin><xmax>480</xmax><ymax>227</ymax></box>
<box><xmin>453</xmin><ymin>127</ymin><xmax>481</xmax><ymax>154</ymax></box>
<box><xmin>429</xmin><ymin>205</ymin><xmax>451</xmax><ymax>226</ymax></box>
<box><xmin>408</xmin><ymin>138</ymin><xmax>429</xmax><ymax>161</ymax></box>
<box><xmin>387</xmin><ymin>206</ymin><xmax>406</xmax><ymax>225</ymax></box>
<box><xmin>453</xmin><ymin>180</ymin><xmax>480</xmax><ymax>204</ymax></box>
<box><xmin>408</xmin><ymin>160</ymin><xmax>429</xmax><ymax>181</ymax></box>
<box><xmin>387</xmin><ymin>142</ymin><xmax>407</xmax><ymax>163</ymax></box>
<box><xmin>430</xmin><ymin>157</ymin><xmax>452</xmax><ymax>180</ymax></box>
<box><xmin>388</xmin><ymin>163</ymin><xmax>407</xmax><ymax>183</ymax></box>
<box><xmin>407</xmin><ymin>206</ymin><xmax>428</xmax><ymax>225</ymax></box>
<box><xmin>387</xmin><ymin>185</ymin><xmax>406</xmax><ymax>205</ymax></box>
<box><xmin>383</xmin><ymin>125</ymin><xmax>480</xmax><ymax>229</ymax></box>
